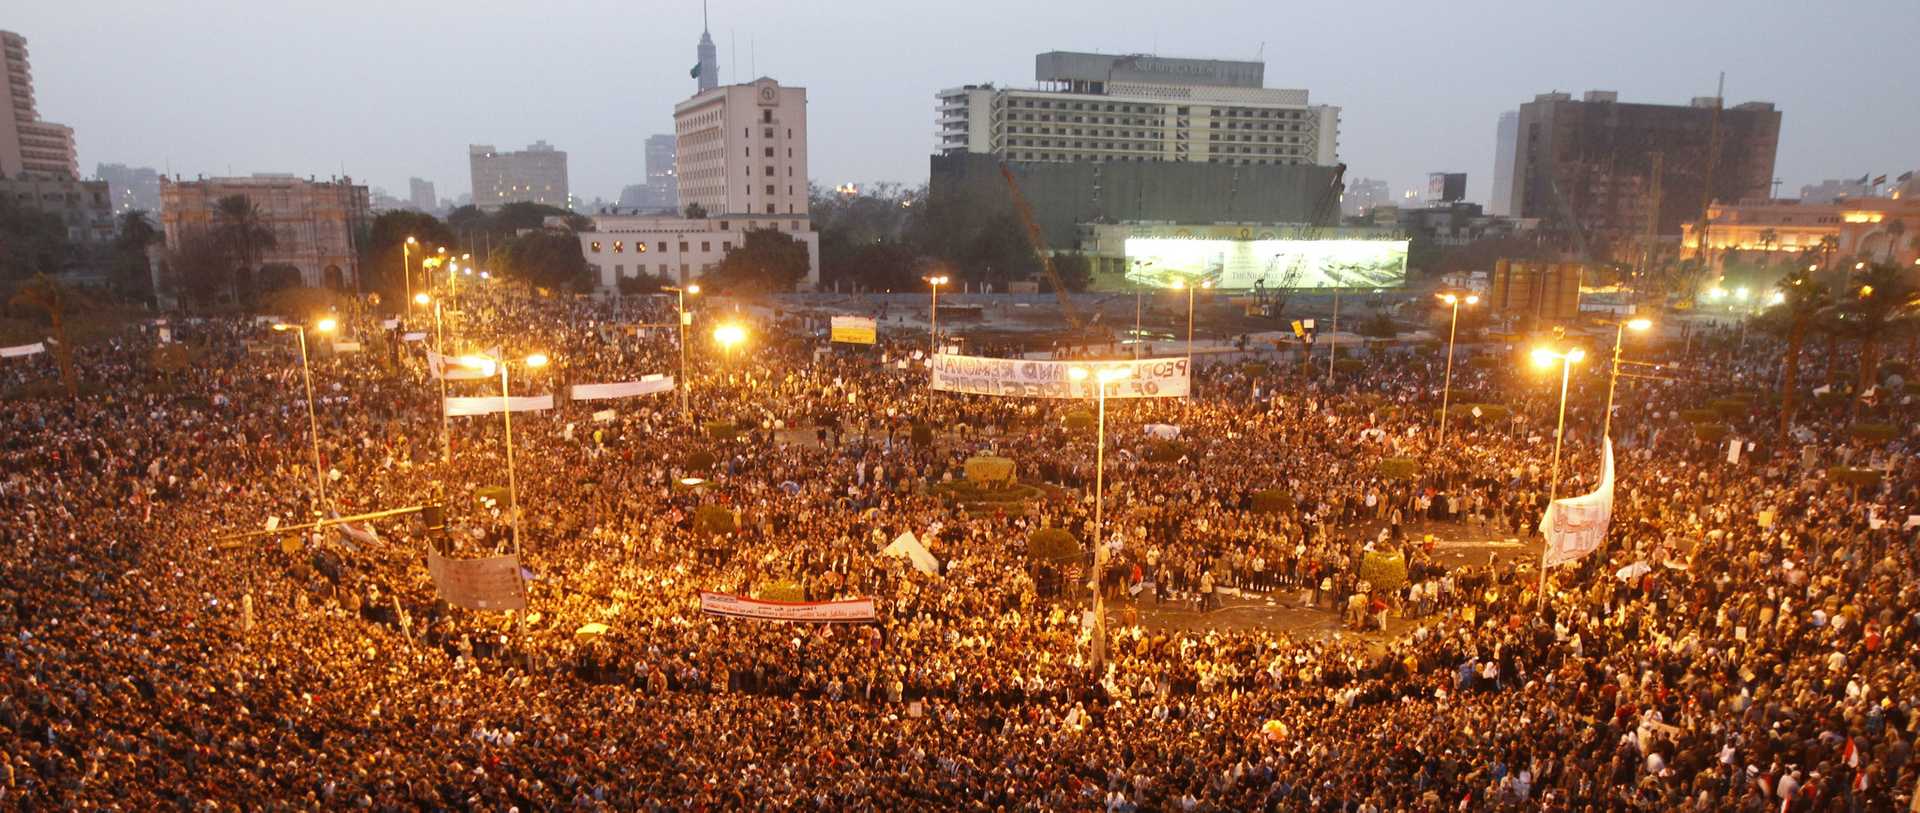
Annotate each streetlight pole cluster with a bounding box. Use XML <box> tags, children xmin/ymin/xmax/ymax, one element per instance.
<box><xmin>1067</xmin><ymin>364</ymin><xmax>1129</xmax><ymax>672</ymax></box>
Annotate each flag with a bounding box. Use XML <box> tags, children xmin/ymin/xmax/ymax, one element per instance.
<box><xmin>1899</xmin><ymin>171</ymin><xmax>1914</xmax><ymax>182</ymax></box>
<box><xmin>329</xmin><ymin>510</ymin><xmax>380</xmax><ymax>550</ymax></box>
<box><xmin>690</xmin><ymin>63</ymin><xmax>701</xmax><ymax>79</ymax></box>
<box><xmin>1843</xmin><ymin>736</ymin><xmax>1859</xmax><ymax>767</ymax></box>
<box><xmin>1857</xmin><ymin>173</ymin><xmax>1871</xmax><ymax>184</ymax></box>
<box><xmin>1871</xmin><ymin>174</ymin><xmax>1887</xmax><ymax>186</ymax></box>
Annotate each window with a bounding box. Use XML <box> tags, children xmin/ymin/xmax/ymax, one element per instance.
<box><xmin>764</xmin><ymin>127</ymin><xmax>773</xmax><ymax>138</ymax></box>
<box><xmin>764</xmin><ymin>147</ymin><xmax>774</xmax><ymax>157</ymax></box>
<box><xmin>678</xmin><ymin>242</ymin><xmax>689</xmax><ymax>252</ymax></box>
<box><xmin>786</xmin><ymin>128</ymin><xmax>791</xmax><ymax>138</ymax></box>
<box><xmin>791</xmin><ymin>221</ymin><xmax>801</xmax><ymax>231</ymax></box>
<box><xmin>743</xmin><ymin>128</ymin><xmax>749</xmax><ymax>137</ymax></box>
<box><xmin>718</xmin><ymin>221</ymin><xmax>729</xmax><ymax>230</ymax></box>
<box><xmin>765</xmin><ymin>165</ymin><xmax>774</xmax><ymax>176</ymax></box>
<box><xmin>761</xmin><ymin>109</ymin><xmax>772</xmax><ymax>123</ymax></box>
<box><xmin>615</xmin><ymin>264</ymin><xmax>624</xmax><ymax>275</ymax></box>
<box><xmin>787</xmin><ymin>167</ymin><xmax>793</xmax><ymax>177</ymax></box>
<box><xmin>744</xmin><ymin>147</ymin><xmax>750</xmax><ymax>157</ymax></box>
<box><xmin>787</xmin><ymin>185</ymin><xmax>793</xmax><ymax>195</ymax></box>
<box><xmin>590</xmin><ymin>241</ymin><xmax>602</xmax><ymax>252</ymax></box>
<box><xmin>765</xmin><ymin>184</ymin><xmax>775</xmax><ymax>194</ymax></box>
<box><xmin>613</xmin><ymin>241</ymin><xmax>624</xmax><ymax>253</ymax></box>
<box><xmin>722</xmin><ymin>241</ymin><xmax>732</xmax><ymax>252</ymax></box>
<box><xmin>701</xmin><ymin>241</ymin><xmax>711</xmax><ymax>252</ymax></box>
<box><xmin>787</xmin><ymin>148</ymin><xmax>792</xmax><ymax>158</ymax></box>
<box><xmin>766</xmin><ymin>203</ymin><xmax>775</xmax><ymax>213</ymax></box>
<box><xmin>657</xmin><ymin>242</ymin><xmax>666</xmax><ymax>253</ymax></box>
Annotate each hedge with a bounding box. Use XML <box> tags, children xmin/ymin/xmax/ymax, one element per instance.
<box><xmin>1849</xmin><ymin>423</ymin><xmax>1897</xmax><ymax>442</ymax></box>
<box><xmin>1250</xmin><ymin>489</ymin><xmax>1295</xmax><ymax>514</ymax></box>
<box><xmin>1828</xmin><ymin>467</ymin><xmax>1884</xmax><ymax>489</ymax></box>
<box><xmin>910</xmin><ymin>423</ymin><xmax>934</xmax><ymax>445</ymax></box>
<box><xmin>1358</xmin><ymin>549</ymin><xmax>1408</xmax><ymax>593</ymax></box>
<box><xmin>1028</xmin><ymin>527</ymin><xmax>1081</xmax><ymax>562</ymax></box>
<box><xmin>694</xmin><ymin>504</ymin><xmax>736</xmax><ymax>536</ymax></box>
<box><xmin>964</xmin><ymin>456</ymin><xmax>1017</xmax><ymax>484</ymax></box>
<box><xmin>1378</xmin><ymin>458</ymin><xmax>1421</xmax><ymax>480</ymax></box>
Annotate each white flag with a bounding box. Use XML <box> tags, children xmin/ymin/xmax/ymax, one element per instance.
<box><xmin>1541</xmin><ymin>438</ymin><xmax>1615</xmax><ymax>568</ymax></box>
<box><xmin>0</xmin><ymin>342</ymin><xmax>47</xmax><ymax>358</ymax></box>
<box><xmin>443</xmin><ymin>395</ymin><xmax>554</xmax><ymax>416</ymax></box>
<box><xmin>570</xmin><ymin>378</ymin><xmax>674</xmax><ymax>401</ymax></box>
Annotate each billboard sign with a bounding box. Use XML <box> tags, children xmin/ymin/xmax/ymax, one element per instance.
<box><xmin>1123</xmin><ymin>238</ymin><xmax>1408</xmax><ymax>290</ymax></box>
<box><xmin>830</xmin><ymin>315</ymin><xmax>878</xmax><ymax>344</ymax></box>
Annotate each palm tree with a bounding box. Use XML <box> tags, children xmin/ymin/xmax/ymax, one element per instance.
<box><xmin>1757</xmin><ymin>228</ymin><xmax>1779</xmax><ymax>260</ymax></box>
<box><xmin>7</xmin><ymin>274</ymin><xmax>77</xmax><ymax>398</ymax></box>
<box><xmin>1757</xmin><ymin>269</ymin><xmax>1830</xmax><ymax>439</ymax></box>
<box><xmin>212</xmin><ymin>195</ymin><xmax>276</xmax><ymax>302</ymax></box>
<box><xmin>1832</xmin><ymin>262</ymin><xmax>1920</xmax><ymax>414</ymax></box>
<box><xmin>1883</xmin><ymin>220</ymin><xmax>1907</xmax><ymax>264</ymax></box>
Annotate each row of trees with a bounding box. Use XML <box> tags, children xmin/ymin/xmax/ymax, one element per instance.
<box><xmin>809</xmin><ymin>182</ymin><xmax>1096</xmax><ymax>294</ymax></box>
<box><xmin>1761</xmin><ymin>261</ymin><xmax>1919</xmax><ymax>437</ymax></box>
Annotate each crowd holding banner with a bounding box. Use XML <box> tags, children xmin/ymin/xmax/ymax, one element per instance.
<box><xmin>931</xmin><ymin>354</ymin><xmax>1192</xmax><ymax>399</ymax></box>
<box><xmin>0</xmin><ymin>280</ymin><xmax>1917</xmax><ymax>810</ymax></box>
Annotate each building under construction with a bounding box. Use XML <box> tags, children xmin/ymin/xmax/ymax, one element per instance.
<box><xmin>1502</xmin><ymin>90</ymin><xmax>1781</xmax><ymax>258</ymax></box>
<box><xmin>1488</xmin><ymin>259</ymin><xmax>1583</xmax><ymax>324</ymax></box>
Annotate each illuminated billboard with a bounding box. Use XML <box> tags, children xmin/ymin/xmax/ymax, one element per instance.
<box><xmin>1123</xmin><ymin>238</ymin><xmax>1409</xmax><ymax>290</ymax></box>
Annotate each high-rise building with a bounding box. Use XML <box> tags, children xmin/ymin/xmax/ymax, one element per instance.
<box><xmin>1341</xmin><ymin>177</ymin><xmax>1391</xmax><ymax>216</ymax></box>
<box><xmin>618</xmin><ymin>134</ymin><xmax>679</xmax><ymax>211</ymax></box>
<box><xmin>936</xmin><ymin>52</ymin><xmax>1340</xmax><ymax>166</ymax></box>
<box><xmin>674</xmin><ymin>77</ymin><xmax>809</xmax><ymax>218</ymax></box>
<box><xmin>1</xmin><ymin>31</ymin><xmax>80</xmax><ymax>179</ymax></box>
<box><xmin>409</xmin><ymin>177</ymin><xmax>436</xmax><ymax>211</ymax></box>
<box><xmin>160</xmin><ymin>174</ymin><xmax>372</xmax><ymax>290</ymax></box>
<box><xmin>96</xmin><ymin>163</ymin><xmax>162</xmax><ymax>214</ymax></box>
<box><xmin>468</xmin><ymin>141</ymin><xmax>570</xmax><ymax>211</ymax></box>
<box><xmin>1504</xmin><ymin>90</ymin><xmax>1780</xmax><ymax>247</ymax></box>
<box><xmin>1490</xmin><ymin>111</ymin><xmax>1517</xmax><ymax>215</ymax></box>
<box><xmin>694</xmin><ymin>18</ymin><xmax>718</xmax><ymax>92</ymax></box>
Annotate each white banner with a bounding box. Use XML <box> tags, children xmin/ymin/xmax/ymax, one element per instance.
<box><xmin>697</xmin><ymin>591</ymin><xmax>877</xmax><ymax>623</ymax></box>
<box><xmin>380</xmin><ymin>318</ymin><xmax>400</xmax><ymax>329</ymax></box>
<box><xmin>1541</xmin><ymin>438</ymin><xmax>1615</xmax><ymax>568</ymax></box>
<box><xmin>426</xmin><ymin>552</ymin><xmax>526</xmax><ymax>611</ymax></box>
<box><xmin>930</xmin><ymin>355</ymin><xmax>1190</xmax><ymax>399</ymax></box>
<box><xmin>401</xmin><ymin>332</ymin><xmax>427</xmax><ymax>342</ymax></box>
<box><xmin>570</xmin><ymin>377</ymin><xmax>674</xmax><ymax>401</ymax></box>
<box><xmin>443</xmin><ymin>395</ymin><xmax>554</xmax><ymax>416</ymax></box>
<box><xmin>592</xmin><ymin>409</ymin><xmax>618</xmax><ymax>423</ymax></box>
<box><xmin>0</xmin><ymin>342</ymin><xmax>47</xmax><ymax>358</ymax></box>
<box><xmin>427</xmin><ymin>349</ymin><xmax>494</xmax><ymax>381</ymax></box>
<box><xmin>331</xmin><ymin>341</ymin><xmax>363</xmax><ymax>353</ymax></box>
<box><xmin>883</xmin><ymin>531</ymin><xmax>940</xmax><ymax>575</ymax></box>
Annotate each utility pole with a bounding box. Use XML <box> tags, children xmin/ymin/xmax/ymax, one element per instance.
<box><xmin>1640</xmin><ymin>152</ymin><xmax>1663</xmax><ymax>302</ymax></box>
<box><xmin>1694</xmin><ymin>73</ymin><xmax>1725</xmax><ymax>265</ymax></box>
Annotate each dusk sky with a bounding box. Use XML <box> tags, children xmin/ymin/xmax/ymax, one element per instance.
<box><xmin>14</xmin><ymin>0</ymin><xmax>1917</xmax><ymax>207</ymax></box>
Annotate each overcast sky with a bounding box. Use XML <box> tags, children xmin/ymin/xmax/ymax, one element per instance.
<box><xmin>14</xmin><ymin>0</ymin><xmax>1916</xmax><ymax>208</ymax></box>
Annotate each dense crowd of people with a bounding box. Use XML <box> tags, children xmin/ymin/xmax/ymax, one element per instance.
<box><xmin>2</xmin><ymin>281</ymin><xmax>1916</xmax><ymax>810</ymax></box>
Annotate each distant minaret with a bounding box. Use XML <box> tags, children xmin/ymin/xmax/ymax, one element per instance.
<box><xmin>695</xmin><ymin>2</ymin><xmax>718</xmax><ymax>91</ymax></box>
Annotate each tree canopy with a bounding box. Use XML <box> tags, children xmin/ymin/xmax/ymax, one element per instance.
<box><xmin>0</xmin><ymin>195</ymin><xmax>73</xmax><ymax>281</ymax></box>
<box><xmin>704</xmin><ymin>228</ymin><xmax>810</xmax><ymax>295</ymax></box>
<box><xmin>494</xmin><ymin>229</ymin><xmax>592</xmax><ymax>292</ymax></box>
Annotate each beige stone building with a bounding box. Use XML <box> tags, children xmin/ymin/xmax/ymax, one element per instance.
<box><xmin>160</xmin><ymin>174</ymin><xmax>371</xmax><ymax>291</ymax></box>
<box><xmin>2</xmin><ymin>30</ymin><xmax>81</xmax><ymax>179</ymax></box>
<box><xmin>1681</xmin><ymin>197</ymin><xmax>1920</xmax><ymax>271</ymax></box>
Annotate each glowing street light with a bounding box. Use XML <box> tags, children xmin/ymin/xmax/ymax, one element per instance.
<box><xmin>271</xmin><ymin>318</ymin><xmax>337</xmax><ymax>511</ymax></box>
<box><xmin>925</xmin><ymin>274</ymin><xmax>950</xmax><ymax>360</ymax></box>
<box><xmin>1531</xmin><ymin>344</ymin><xmax>1585</xmax><ymax>609</ymax></box>
<box><xmin>402</xmin><ymin>236</ymin><xmax>418</xmax><ymax>316</ymax></box>
<box><xmin>713</xmin><ymin>323</ymin><xmax>746</xmax><ymax>368</ymax></box>
<box><xmin>664</xmin><ymin>285</ymin><xmax>700</xmax><ymax>421</ymax></box>
<box><xmin>414</xmin><ymin>292</ymin><xmax>431</xmax><ymax>306</ymax></box>
<box><xmin>1067</xmin><ymin>364</ymin><xmax>1129</xmax><ymax>671</ymax></box>
<box><xmin>1172</xmin><ymin>279</ymin><xmax>1212</xmax><ymax>391</ymax></box>
<box><xmin>1601</xmin><ymin>318</ymin><xmax>1653</xmax><ymax>442</ymax></box>
<box><xmin>1436</xmin><ymin>292</ymin><xmax>1480</xmax><ymax>443</ymax></box>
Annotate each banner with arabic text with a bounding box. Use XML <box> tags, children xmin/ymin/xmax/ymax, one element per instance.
<box><xmin>426</xmin><ymin>552</ymin><xmax>527</xmax><ymax>611</ymax></box>
<box><xmin>697</xmin><ymin>591</ymin><xmax>876</xmax><ymax>623</ymax></box>
<box><xmin>443</xmin><ymin>395</ymin><xmax>554</xmax><ymax>416</ymax></box>
<box><xmin>930</xmin><ymin>354</ymin><xmax>1190</xmax><ymax>399</ymax></box>
<box><xmin>570</xmin><ymin>377</ymin><xmax>674</xmax><ymax>401</ymax></box>
<box><xmin>830</xmin><ymin>315</ymin><xmax>877</xmax><ymax>344</ymax></box>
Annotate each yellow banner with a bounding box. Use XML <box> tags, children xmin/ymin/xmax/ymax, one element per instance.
<box><xmin>830</xmin><ymin>316</ymin><xmax>877</xmax><ymax>344</ymax></box>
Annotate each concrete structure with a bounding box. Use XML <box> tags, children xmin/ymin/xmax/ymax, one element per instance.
<box><xmin>1490</xmin><ymin>111</ymin><xmax>1517</xmax><ymax>215</ymax></box>
<box><xmin>96</xmin><ymin>163</ymin><xmax>161</xmax><ymax>215</ymax></box>
<box><xmin>1</xmin><ymin>31</ymin><xmax>80</xmax><ymax>179</ymax></box>
<box><xmin>1680</xmin><ymin>197</ymin><xmax>1920</xmax><ymax>270</ymax></box>
<box><xmin>694</xmin><ymin>18</ymin><xmax>717</xmax><ymax>93</ymax></box>
<box><xmin>1505</xmin><ymin>91</ymin><xmax>1781</xmax><ymax>248</ymax></box>
<box><xmin>674</xmin><ymin>77</ymin><xmax>809</xmax><ymax>218</ymax></box>
<box><xmin>159</xmin><ymin>174</ymin><xmax>371</xmax><ymax>290</ymax></box>
<box><xmin>575</xmin><ymin>213</ymin><xmax>818</xmax><ymax>290</ymax></box>
<box><xmin>469</xmin><ymin>141</ymin><xmax>569</xmax><ymax>211</ymax></box>
<box><xmin>0</xmin><ymin>173</ymin><xmax>112</xmax><ymax>242</ymax></box>
<box><xmin>1427</xmin><ymin>172</ymin><xmax>1467</xmax><ymax>204</ymax></box>
<box><xmin>1393</xmin><ymin>202</ymin><xmax>1539</xmax><ymax>249</ymax></box>
<box><xmin>409</xmin><ymin>177</ymin><xmax>436</xmax><ymax>211</ymax></box>
<box><xmin>930</xmin><ymin>152</ymin><xmax>1341</xmax><ymax>248</ymax></box>
<box><xmin>1341</xmin><ymin>177</ymin><xmax>1390</xmax><ymax>217</ymax></box>
<box><xmin>936</xmin><ymin>51</ymin><xmax>1340</xmax><ymax>167</ymax></box>
<box><xmin>1799</xmin><ymin>177</ymin><xmax>1873</xmax><ymax>205</ymax></box>
<box><xmin>618</xmin><ymin>134</ymin><xmax>678</xmax><ymax>211</ymax></box>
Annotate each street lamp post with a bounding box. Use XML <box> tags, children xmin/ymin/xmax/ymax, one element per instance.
<box><xmin>1068</xmin><ymin>365</ymin><xmax>1129</xmax><ymax>672</ymax></box>
<box><xmin>1602</xmin><ymin>318</ymin><xmax>1653</xmax><ymax>443</ymax></box>
<box><xmin>1530</xmin><ymin>345</ymin><xmax>1586</xmax><ymax>609</ymax></box>
<box><xmin>1327</xmin><ymin>288</ymin><xmax>1341</xmax><ymax>383</ymax></box>
<box><xmin>417</xmin><ymin>293</ymin><xmax>454</xmax><ymax>466</ymax></box>
<box><xmin>401</xmin><ymin>236</ymin><xmax>417</xmax><ymax>321</ymax></box>
<box><xmin>925</xmin><ymin>275</ymin><xmax>949</xmax><ymax>360</ymax></box>
<box><xmin>272</xmin><ymin>317</ymin><xmax>337</xmax><ymax>511</ymax></box>
<box><xmin>1174</xmin><ymin>279</ymin><xmax>1210</xmax><ymax>393</ymax></box>
<box><xmin>713</xmin><ymin>324</ymin><xmax>746</xmax><ymax>386</ymax></box>
<box><xmin>1436</xmin><ymin>293</ymin><xmax>1480</xmax><ymax>443</ymax></box>
<box><xmin>458</xmin><ymin>352</ymin><xmax>548</xmax><ymax>559</ymax></box>
<box><xmin>664</xmin><ymin>285</ymin><xmax>700</xmax><ymax>421</ymax></box>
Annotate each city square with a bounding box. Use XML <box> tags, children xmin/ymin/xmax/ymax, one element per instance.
<box><xmin>2</xmin><ymin>3</ymin><xmax>1919</xmax><ymax>810</ymax></box>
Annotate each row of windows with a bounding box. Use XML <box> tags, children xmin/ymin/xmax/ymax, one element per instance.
<box><xmin>593</xmin><ymin>263</ymin><xmax>711</xmax><ymax>278</ymax></box>
<box><xmin>1208</xmin><ymin>133</ymin><xmax>1304</xmax><ymax>145</ymax></box>
<box><xmin>743</xmin><ymin>125</ymin><xmax>793</xmax><ymax>138</ymax></box>
<box><xmin>744</xmin><ymin>146</ymin><xmax>794</xmax><ymax>158</ymax></box>
<box><xmin>590</xmin><ymin>239</ymin><xmax>731</xmax><ymax>254</ymax></box>
<box><xmin>745</xmin><ymin>165</ymin><xmax>794</xmax><ymax>177</ymax></box>
<box><xmin>1007</xmin><ymin>152</ymin><xmax>1305</xmax><ymax>166</ymax></box>
<box><xmin>743</xmin><ymin>185</ymin><xmax>797</xmax><ymax>196</ymax></box>
<box><xmin>1012</xmin><ymin>127</ymin><xmax>1164</xmax><ymax>139</ymax></box>
<box><xmin>1008</xmin><ymin>99</ymin><xmax>1308</xmax><ymax>119</ymax></box>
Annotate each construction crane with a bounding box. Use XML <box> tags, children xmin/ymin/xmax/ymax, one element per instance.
<box><xmin>998</xmin><ymin>163</ymin><xmax>1089</xmax><ymax>335</ymax></box>
<box><xmin>1267</xmin><ymin>162</ymin><xmax>1347</xmax><ymax>317</ymax></box>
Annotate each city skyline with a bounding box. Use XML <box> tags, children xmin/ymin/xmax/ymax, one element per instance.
<box><xmin>11</xmin><ymin>0</ymin><xmax>1916</xmax><ymax>209</ymax></box>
